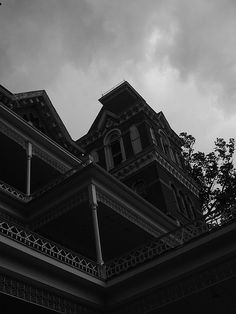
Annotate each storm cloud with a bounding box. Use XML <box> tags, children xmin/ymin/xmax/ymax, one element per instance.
<box><xmin>0</xmin><ymin>0</ymin><xmax>236</xmax><ymax>149</ymax></box>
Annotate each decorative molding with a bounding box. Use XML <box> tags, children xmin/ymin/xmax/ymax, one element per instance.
<box><xmin>111</xmin><ymin>257</ymin><xmax>236</xmax><ymax>314</ymax></box>
<box><xmin>0</xmin><ymin>179</ymin><xmax>30</xmax><ymax>202</ymax></box>
<box><xmin>105</xmin><ymin>209</ymin><xmax>235</xmax><ymax>279</ymax></box>
<box><xmin>0</xmin><ymin>119</ymin><xmax>27</xmax><ymax>149</ymax></box>
<box><xmin>0</xmin><ymin>218</ymin><xmax>235</xmax><ymax>314</ymax></box>
<box><xmin>112</xmin><ymin>151</ymin><xmax>155</xmax><ymax>179</ymax></box>
<box><xmin>78</xmin><ymin>103</ymin><xmax>143</xmax><ymax>148</ymax></box>
<box><xmin>113</xmin><ymin>149</ymin><xmax>199</xmax><ymax>197</ymax></box>
<box><xmin>32</xmin><ymin>145</ymin><xmax>71</xmax><ymax>174</ymax></box>
<box><xmin>0</xmin><ymin>118</ymin><xmax>72</xmax><ymax>174</ymax></box>
<box><xmin>0</xmin><ymin>217</ymin><xmax>100</xmax><ymax>279</ymax></box>
<box><xmin>153</xmin><ymin>150</ymin><xmax>199</xmax><ymax>196</ymax></box>
<box><xmin>0</xmin><ymin>273</ymin><xmax>100</xmax><ymax>314</ymax></box>
<box><xmin>96</xmin><ymin>191</ymin><xmax>161</xmax><ymax>238</ymax></box>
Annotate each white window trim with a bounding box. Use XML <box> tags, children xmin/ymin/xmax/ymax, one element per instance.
<box><xmin>130</xmin><ymin>125</ymin><xmax>142</xmax><ymax>154</ymax></box>
<box><xmin>104</xmin><ymin>129</ymin><xmax>126</xmax><ymax>170</ymax></box>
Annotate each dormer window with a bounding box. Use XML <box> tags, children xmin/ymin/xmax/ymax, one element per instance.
<box><xmin>104</xmin><ymin>129</ymin><xmax>126</xmax><ymax>170</ymax></box>
<box><xmin>130</xmin><ymin>125</ymin><xmax>142</xmax><ymax>154</ymax></box>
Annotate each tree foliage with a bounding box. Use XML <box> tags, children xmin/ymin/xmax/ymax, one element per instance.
<box><xmin>180</xmin><ymin>132</ymin><xmax>236</xmax><ymax>214</ymax></box>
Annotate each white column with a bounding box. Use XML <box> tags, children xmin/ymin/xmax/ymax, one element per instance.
<box><xmin>26</xmin><ymin>142</ymin><xmax>32</xmax><ymax>196</ymax></box>
<box><xmin>88</xmin><ymin>184</ymin><xmax>104</xmax><ymax>265</ymax></box>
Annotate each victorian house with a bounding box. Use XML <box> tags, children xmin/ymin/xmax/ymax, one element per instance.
<box><xmin>0</xmin><ymin>81</ymin><xmax>235</xmax><ymax>313</ymax></box>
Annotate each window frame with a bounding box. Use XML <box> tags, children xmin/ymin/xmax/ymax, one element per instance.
<box><xmin>104</xmin><ymin>129</ymin><xmax>126</xmax><ymax>170</ymax></box>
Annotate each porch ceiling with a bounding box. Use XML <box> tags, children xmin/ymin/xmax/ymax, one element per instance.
<box><xmin>36</xmin><ymin>199</ymin><xmax>155</xmax><ymax>262</ymax></box>
<box><xmin>28</xmin><ymin>163</ymin><xmax>176</xmax><ymax>238</ymax></box>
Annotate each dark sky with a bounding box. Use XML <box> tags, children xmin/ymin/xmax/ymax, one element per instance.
<box><xmin>1</xmin><ymin>0</ymin><xmax>236</xmax><ymax>151</ymax></box>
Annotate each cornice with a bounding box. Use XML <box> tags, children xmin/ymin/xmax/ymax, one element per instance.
<box><xmin>78</xmin><ymin>102</ymin><xmax>145</xmax><ymax>148</ymax></box>
<box><xmin>0</xmin><ymin>110</ymin><xmax>83</xmax><ymax>172</ymax></box>
<box><xmin>111</xmin><ymin>256</ymin><xmax>236</xmax><ymax>314</ymax></box>
<box><xmin>96</xmin><ymin>190</ymin><xmax>162</xmax><ymax>238</ymax></box>
<box><xmin>0</xmin><ymin>273</ymin><xmax>100</xmax><ymax>314</ymax></box>
<box><xmin>78</xmin><ymin>101</ymin><xmax>181</xmax><ymax>152</ymax></box>
<box><xmin>112</xmin><ymin>148</ymin><xmax>200</xmax><ymax>197</ymax></box>
<box><xmin>29</xmin><ymin>191</ymin><xmax>88</xmax><ymax>230</ymax></box>
<box><xmin>1</xmin><ymin>88</ymin><xmax>84</xmax><ymax>158</ymax></box>
<box><xmin>0</xmin><ymin>217</ymin><xmax>235</xmax><ymax>313</ymax></box>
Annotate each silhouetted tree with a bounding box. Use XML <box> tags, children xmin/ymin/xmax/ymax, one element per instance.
<box><xmin>180</xmin><ymin>132</ymin><xmax>236</xmax><ymax>215</ymax></box>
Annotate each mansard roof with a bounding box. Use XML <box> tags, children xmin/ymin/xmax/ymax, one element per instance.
<box><xmin>0</xmin><ymin>84</ymin><xmax>84</xmax><ymax>156</ymax></box>
<box><xmin>77</xmin><ymin>81</ymin><xmax>182</xmax><ymax>148</ymax></box>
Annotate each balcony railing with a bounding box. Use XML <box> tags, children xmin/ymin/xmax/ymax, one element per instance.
<box><xmin>0</xmin><ymin>209</ymin><xmax>235</xmax><ymax>281</ymax></box>
<box><xmin>0</xmin><ymin>218</ymin><xmax>101</xmax><ymax>279</ymax></box>
<box><xmin>105</xmin><ymin>209</ymin><xmax>236</xmax><ymax>279</ymax></box>
<box><xmin>0</xmin><ymin>179</ymin><xmax>30</xmax><ymax>202</ymax></box>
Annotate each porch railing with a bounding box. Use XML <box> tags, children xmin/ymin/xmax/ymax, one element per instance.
<box><xmin>0</xmin><ymin>218</ymin><xmax>101</xmax><ymax>279</ymax></box>
<box><xmin>105</xmin><ymin>209</ymin><xmax>236</xmax><ymax>279</ymax></box>
<box><xmin>0</xmin><ymin>209</ymin><xmax>235</xmax><ymax>281</ymax></box>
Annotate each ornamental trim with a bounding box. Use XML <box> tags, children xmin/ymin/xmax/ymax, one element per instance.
<box><xmin>0</xmin><ymin>217</ymin><xmax>100</xmax><ymax>279</ymax></box>
<box><xmin>111</xmin><ymin>257</ymin><xmax>236</xmax><ymax>314</ymax></box>
<box><xmin>96</xmin><ymin>191</ymin><xmax>161</xmax><ymax>238</ymax></box>
<box><xmin>29</xmin><ymin>191</ymin><xmax>89</xmax><ymax>230</ymax></box>
<box><xmin>0</xmin><ymin>273</ymin><xmax>100</xmax><ymax>314</ymax></box>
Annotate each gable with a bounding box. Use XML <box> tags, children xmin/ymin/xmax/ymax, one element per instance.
<box><xmin>14</xmin><ymin>91</ymin><xmax>66</xmax><ymax>141</ymax></box>
<box><xmin>0</xmin><ymin>85</ymin><xmax>84</xmax><ymax>156</ymax></box>
<box><xmin>89</xmin><ymin>109</ymin><xmax>119</xmax><ymax>133</ymax></box>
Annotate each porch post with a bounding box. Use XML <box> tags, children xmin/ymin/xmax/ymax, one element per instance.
<box><xmin>26</xmin><ymin>142</ymin><xmax>32</xmax><ymax>196</ymax></box>
<box><xmin>89</xmin><ymin>184</ymin><xmax>104</xmax><ymax>265</ymax></box>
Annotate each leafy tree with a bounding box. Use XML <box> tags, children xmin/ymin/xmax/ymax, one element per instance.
<box><xmin>180</xmin><ymin>132</ymin><xmax>236</xmax><ymax>215</ymax></box>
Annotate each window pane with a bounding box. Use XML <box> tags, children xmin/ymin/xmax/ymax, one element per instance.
<box><xmin>113</xmin><ymin>152</ymin><xmax>123</xmax><ymax>166</ymax></box>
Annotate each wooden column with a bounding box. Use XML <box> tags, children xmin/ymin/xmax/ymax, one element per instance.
<box><xmin>88</xmin><ymin>184</ymin><xmax>104</xmax><ymax>265</ymax></box>
<box><xmin>26</xmin><ymin>142</ymin><xmax>32</xmax><ymax>196</ymax></box>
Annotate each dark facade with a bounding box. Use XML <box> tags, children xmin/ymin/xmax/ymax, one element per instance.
<box><xmin>77</xmin><ymin>82</ymin><xmax>200</xmax><ymax>224</ymax></box>
<box><xmin>0</xmin><ymin>81</ymin><xmax>235</xmax><ymax>313</ymax></box>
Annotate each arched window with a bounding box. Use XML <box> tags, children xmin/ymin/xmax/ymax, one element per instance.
<box><xmin>104</xmin><ymin>129</ymin><xmax>126</xmax><ymax>170</ymax></box>
<box><xmin>130</xmin><ymin>125</ymin><xmax>142</xmax><ymax>154</ymax></box>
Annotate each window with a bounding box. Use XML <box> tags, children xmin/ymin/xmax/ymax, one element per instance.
<box><xmin>150</xmin><ymin>128</ymin><xmax>157</xmax><ymax>145</ymax></box>
<box><xmin>104</xmin><ymin>129</ymin><xmax>126</xmax><ymax>170</ymax></box>
<box><xmin>130</xmin><ymin>125</ymin><xmax>142</xmax><ymax>154</ymax></box>
<box><xmin>159</xmin><ymin>130</ymin><xmax>169</xmax><ymax>155</ymax></box>
<box><xmin>169</xmin><ymin>147</ymin><xmax>176</xmax><ymax>162</ymax></box>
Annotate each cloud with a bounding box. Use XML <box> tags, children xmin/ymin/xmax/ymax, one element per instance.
<box><xmin>0</xmin><ymin>0</ymin><xmax>236</xmax><ymax>148</ymax></box>
<box><xmin>164</xmin><ymin>0</ymin><xmax>236</xmax><ymax>111</ymax></box>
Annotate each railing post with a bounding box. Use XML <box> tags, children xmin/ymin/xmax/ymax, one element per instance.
<box><xmin>88</xmin><ymin>184</ymin><xmax>104</xmax><ymax>266</ymax></box>
<box><xmin>26</xmin><ymin>142</ymin><xmax>32</xmax><ymax>196</ymax></box>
